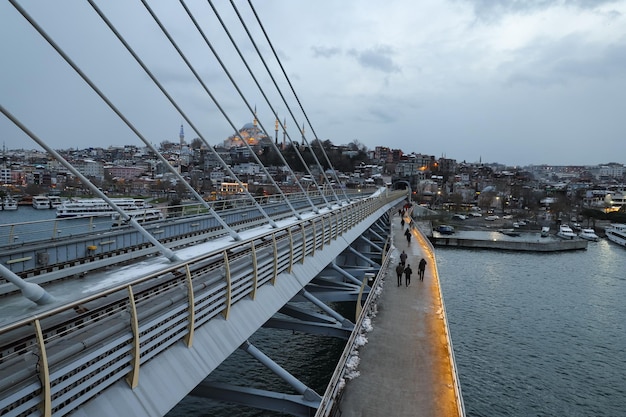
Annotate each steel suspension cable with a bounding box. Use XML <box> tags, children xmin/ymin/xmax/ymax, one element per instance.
<box><xmin>178</xmin><ymin>0</ymin><xmax>308</xmax><ymax>220</ymax></box>
<box><xmin>138</xmin><ymin>0</ymin><xmax>282</xmax><ymax>229</ymax></box>
<box><xmin>199</xmin><ymin>0</ymin><xmax>324</xmax><ymax>213</ymax></box>
<box><xmin>245</xmin><ymin>0</ymin><xmax>351</xmax><ymax>202</ymax></box>
<box><xmin>227</xmin><ymin>0</ymin><xmax>342</xmax><ymax>204</ymax></box>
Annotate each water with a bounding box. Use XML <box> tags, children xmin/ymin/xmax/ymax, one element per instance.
<box><xmin>0</xmin><ymin>206</ymin><xmax>113</xmax><ymax>245</ymax></box>
<box><xmin>437</xmin><ymin>241</ymin><xmax>626</xmax><ymax>417</ymax></box>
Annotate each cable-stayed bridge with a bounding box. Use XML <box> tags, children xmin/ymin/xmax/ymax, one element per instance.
<box><xmin>1</xmin><ymin>189</ymin><xmax>408</xmax><ymax>416</ymax></box>
<box><xmin>1</xmin><ymin>2</ymin><xmax>463</xmax><ymax>416</ymax></box>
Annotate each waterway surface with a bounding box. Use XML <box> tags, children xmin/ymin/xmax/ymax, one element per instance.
<box><xmin>437</xmin><ymin>240</ymin><xmax>626</xmax><ymax>416</ymax></box>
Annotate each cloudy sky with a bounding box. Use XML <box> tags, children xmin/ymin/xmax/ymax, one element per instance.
<box><xmin>1</xmin><ymin>0</ymin><xmax>625</xmax><ymax>166</ymax></box>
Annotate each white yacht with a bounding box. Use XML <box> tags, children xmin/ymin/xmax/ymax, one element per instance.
<box><xmin>556</xmin><ymin>224</ymin><xmax>577</xmax><ymax>240</ymax></box>
<box><xmin>2</xmin><ymin>196</ymin><xmax>18</xmax><ymax>210</ymax></box>
<box><xmin>605</xmin><ymin>223</ymin><xmax>626</xmax><ymax>248</ymax></box>
<box><xmin>32</xmin><ymin>195</ymin><xmax>50</xmax><ymax>209</ymax></box>
<box><xmin>56</xmin><ymin>198</ymin><xmax>151</xmax><ymax>218</ymax></box>
<box><xmin>48</xmin><ymin>195</ymin><xmax>63</xmax><ymax>208</ymax></box>
<box><xmin>578</xmin><ymin>228</ymin><xmax>599</xmax><ymax>242</ymax></box>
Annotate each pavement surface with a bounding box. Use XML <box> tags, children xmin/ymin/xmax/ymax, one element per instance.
<box><xmin>338</xmin><ymin>209</ymin><xmax>462</xmax><ymax>417</ymax></box>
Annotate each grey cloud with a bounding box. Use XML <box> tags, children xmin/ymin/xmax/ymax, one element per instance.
<box><xmin>312</xmin><ymin>46</ymin><xmax>342</xmax><ymax>58</ymax></box>
<box><xmin>366</xmin><ymin>107</ymin><xmax>397</xmax><ymax>124</ymax></box>
<box><xmin>460</xmin><ymin>0</ymin><xmax>619</xmax><ymax>21</ymax></box>
<box><xmin>347</xmin><ymin>45</ymin><xmax>400</xmax><ymax>73</ymax></box>
<box><xmin>502</xmin><ymin>34</ymin><xmax>626</xmax><ymax>87</ymax></box>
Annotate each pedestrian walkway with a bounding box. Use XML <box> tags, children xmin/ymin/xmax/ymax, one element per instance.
<box><xmin>338</xmin><ymin>210</ymin><xmax>463</xmax><ymax>416</ymax></box>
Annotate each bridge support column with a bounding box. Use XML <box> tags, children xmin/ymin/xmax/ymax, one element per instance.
<box><xmin>358</xmin><ymin>235</ymin><xmax>383</xmax><ymax>252</ymax></box>
<box><xmin>366</xmin><ymin>226</ymin><xmax>387</xmax><ymax>243</ymax></box>
<box><xmin>240</xmin><ymin>340</ymin><xmax>321</xmax><ymax>402</ymax></box>
<box><xmin>348</xmin><ymin>246</ymin><xmax>380</xmax><ymax>267</ymax></box>
<box><xmin>330</xmin><ymin>262</ymin><xmax>362</xmax><ymax>286</ymax></box>
<box><xmin>300</xmin><ymin>289</ymin><xmax>353</xmax><ymax>328</ymax></box>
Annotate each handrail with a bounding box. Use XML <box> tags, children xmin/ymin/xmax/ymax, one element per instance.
<box><xmin>411</xmin><ymin>218</ymin><xmax>467</xmax><ymax>417</ymax></box>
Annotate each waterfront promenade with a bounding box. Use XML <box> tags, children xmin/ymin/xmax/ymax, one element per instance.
<box><xmin>338</xmin><ymin>211</ymin><xmax>462</xmax><ymax>416</ymax></box>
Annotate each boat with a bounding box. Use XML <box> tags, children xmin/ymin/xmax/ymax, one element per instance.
<box><xmin>578</xmin><ymin>228</ymin><xmax>599</xmax><ymax>242</ymax></box>
<box><xmin>436</xmin><ymin>225</ymin><xmax>455</xmax><ymax>235</ymax></box>
<box><xmin>56</xmin><ymin>198</ymin><xmax>152</xmax><ymax>218</ymax></box>
<box><xmin>499</xmin><ymin>228</ymin><xmax>520</xmax><ymax>237</ymax></box>
<box><xmin>48</xmin><ymin>195</ymin><xmax>63</xmax><ymax>208</ymax></box>
<box><xmin>112</xmin><ymin>208</ymin><xmax>164</xmax><ymax>224</ymax></box>
<box><xmin>540</xmin><ymin>226</ymin><xmax>550</xmax><ymax>237</ymax></box>
<box><xmin>32</xmin><ymin>195</ymin><xmax>50</xmax><ymax>209</ymax></box>
<box><xmin>2</xmin><ymin>195</ymin><xmax>18</xmax><ymax>210</ymax></box>
<box><xmin>556</xmin><ymin>224</ymin><xmax>577</xmax><ymax>240</ymax></box>
<box><xmin>605</xmin><ymin>223</ymin><xmax>626</xmax><ymax>248</ymax></box>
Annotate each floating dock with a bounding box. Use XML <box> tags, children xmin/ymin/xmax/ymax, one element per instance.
<box><xmin>427</xmin><ymin>228</ymin><xmax>588</xmax><ymax>251</ymax></box>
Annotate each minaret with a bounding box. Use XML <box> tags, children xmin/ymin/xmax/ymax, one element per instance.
<box><xmin>275</xmin><ymin>118</ymin><xmax>279</xmax><ymax>146</ymax></box>
<box><xmin>282</xmin><ymin>118</ymin><xmax>287</xmax><ymax>150</ymax></box>
<box><xmin>179</xmin><ymin>124</ymin><xmax>184</xmax><ymax>147</ymax></box>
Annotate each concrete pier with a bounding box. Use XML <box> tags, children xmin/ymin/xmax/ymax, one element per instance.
<box><xmin>338</xmin><ymin>211</ymin><xmax>464</xmax><ymax>416</ymax></box>
<box><xmin>429</xmin><ymin>229</ymin><xmax>588</xmax><ymax>251</ymax></box>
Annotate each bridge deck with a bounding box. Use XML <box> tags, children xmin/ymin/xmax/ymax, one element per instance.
<box><xmin>338</xmin><ymin>211</ymin><xmax>461</xmax><ymax>416</ymax></box>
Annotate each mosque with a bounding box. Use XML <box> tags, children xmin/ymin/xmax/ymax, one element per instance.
<box><xmin>222</xmin><ymin>111</ymin><xmax>287</xmax><ymax>149</ymax></box>
<box><xmin>223</xmin><ymin>115</ymin><xmax>268</xmax><ymax>148</ymax></box>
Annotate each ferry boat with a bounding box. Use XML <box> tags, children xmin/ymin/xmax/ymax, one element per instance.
<box><xmin>1</xmin><ymin>196</ymin><xmax>18</xmax><ymax>210</ymax></box>
<box><xmin>112</xmin><ymin>208</ymin><xmax>164</xmax><ymax>224</ymax></box>
<box><xmin>556</xmin><ymin>224</ymin><xmax>577</xmax><ymax>240</ymax></box>
<box><xmin>56</xmin><ymin>198</ymin><xmax>152</xmax><ymax>218</ymax></box>
<box><xmin>578</xmin><ymin>228</ymin><xmax>599</xmax><ymax>242</ymax></box>
<box><xmin>605</xmin><ymin>223</ymin><xmax>626</xmax><ymax>248</ymax></box>
<box><xmin>32</xmin><ymin>195</ymin><xmax>50</xmax><ymax>209</ymax></box>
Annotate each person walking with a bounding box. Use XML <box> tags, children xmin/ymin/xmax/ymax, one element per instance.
<box><xmin>404</xmin><ymin>228</ymin><xmax>411</xmax><ymax>245</ymax></box>
<box><xmin>404</xmin><ymin>264</ymin><xmax>413</xmax><ymax>287</ymax></box>
<box><xmin>418</xmin><ymin>258</ymin><xmax>427</xmax><ymax>281</ymax></box>
<box><xmin>395</xmin><ymin>263</ymin><xmax>404</xmax><ymax>287</ymax></box>
<box><xmin>399</xmin><ymin>250</ymin><xmax>407</xmax><ymax>266</ymax></box>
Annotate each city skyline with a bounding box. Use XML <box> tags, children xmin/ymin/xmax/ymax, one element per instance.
<box><xmin>2</xmin><ymin>1</ymin><xmax>625</xmax><ymax>167</ymax></box>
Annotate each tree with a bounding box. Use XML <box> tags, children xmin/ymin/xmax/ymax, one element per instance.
<box><xmin>190</xmin><ymin>138</ymin><xmax>203</xmax><ymax>149</ymax></box>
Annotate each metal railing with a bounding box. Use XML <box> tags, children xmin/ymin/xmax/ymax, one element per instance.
<box><xmin>0</xmin><ymin>190</ymin><xmax>404</xmax><ymax>417</ymax></box>
<box><xmin>412</xmin><ymin>218</ymin><xmax>466</xmax><ymax>417</ymax></box>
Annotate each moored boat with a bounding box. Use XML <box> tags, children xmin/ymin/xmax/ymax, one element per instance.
<box><xmin>605</xmin><ymin>223</ymin><xmax>626</xmax><ymax>248</ymax></box>
<box><xmin>48</xmin><ymin>195</ymin><xmax>63</xmax><ymax>208</ymax></box>
<box><xmin>436</xmin><ymin>224</ymin><xmax>455</xmax><ymax>235</ymax></box>
<box><xmin>2</xmin><ymin>195</ymin><xmax>18</xmax><ymax>210</ymax></box>
<box><xmin>556</xmin><ymin>224</ymin><xmax>577</xmax><ymax>240</ymax></box>
<box><xmin>499</xmin><ymin>228</ymin><xmax>520</xmax><ymax>237</ymax></box>
<box><xmin>56</xmin><ymin>198</ymin><xmax>151</xmax><ymax>218</ymax></box>
<box><xmin>578</xmin><ymin>228</ymin><xmax>599</xmax><ymax>242</ymax></box>
<box><xmin>32</xmin><ymin>195</ymin><xmax>50</xmax><ymax>209</ymax></box>
<box><xmin>540</xmin><ymin>226</ymin><xmax>550</xmax><ymax>237</ymax></box>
